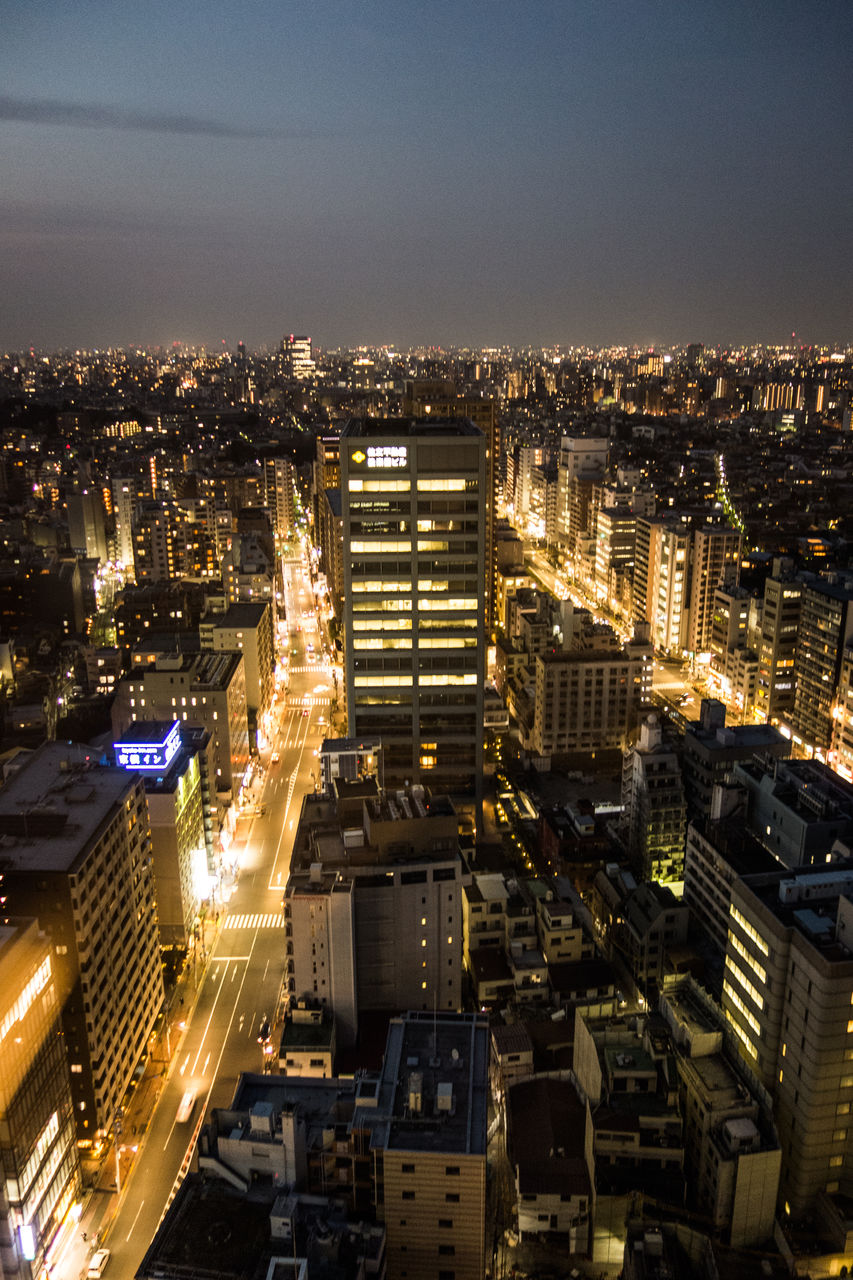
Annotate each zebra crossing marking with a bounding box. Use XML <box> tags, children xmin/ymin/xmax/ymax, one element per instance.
<box><xmin>223</xmin><ymin>912</ymin><xmax>283</xmax><ymax>930</ymax></box>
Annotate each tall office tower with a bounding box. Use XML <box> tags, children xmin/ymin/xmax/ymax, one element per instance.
<box><xmin>264</xmin><ymin>456</ymin><xmax>297</xmax><ymax>542</ymax></box>
<box><xmin>0</xmin><ymin>918</ymin><xmax>81</xmax><ymax>1278</ymax></box>
<box><xmin>280</xmin><ymin>334</ymin><xmax>314</xmax><ymax>379</ymax></box>
<box><xmin>790</xmin><ymin>574</ymin><xmax>853</xmax><ymax>757</ymax></box>
<box><xmin>341</xmin><ymin>418</ymin><xmax>486</xmax><ymax>798</ymax></box>
<box><xmin>621</xmin><ymin>713</ymin><xmax>687</xmax><ymax>884</ymax></box>
<box><xmin>406</xmin><ymin>386</ymin><xmax>499</xmax><ymax>634</ymax></box>
<box><xmin>0</xmin><ymin>745</ymin><xmax>163</xmax><ymax>1138</ymax></box>
<box><xmin>723</xmin><ymin>865</ymin><xmax>853</xmax><ymax>1216</ymax></box>
<box><xmin>686</xmin><ymin>524</ymin><xmax>742</xmax><ymax>657</ymax></box>
<box><xmin>756</xmin><ymin>573</ymin><xmax>802</xmax><ymax>723</ymax></box>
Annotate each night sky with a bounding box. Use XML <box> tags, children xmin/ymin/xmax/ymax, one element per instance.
<box><xmin>2</xmin><ymin>0</ymin><xmax>851</xmax><ymax>351</ymax></box>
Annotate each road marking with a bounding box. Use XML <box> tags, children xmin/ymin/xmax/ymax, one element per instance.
<box><xmin>212</xmin><ymin>955</ymin><xmax>250</xmax><ymax>961</ymax></box>
<box><xmin>223</xmin><ymin>913</ymin><xmax>283</xmax><ymax>930</ymax></box>
<box><xmin>179</xmin><ymin>1054</ymin><xmax>189</xmax><ymax>1076</ymax></box>
<box><xmin>126</xmin><ymin>1198</ymin><xmax>145</xmax><ymax>1241</ymax></box>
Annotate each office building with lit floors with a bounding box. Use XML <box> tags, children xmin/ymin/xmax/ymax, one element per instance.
<box><xmin>0</xmin><ymin>918</ymin><xmax>81</xmax><ymax>1280</ymax></box>
<box><xmin>341</xmin><ymin>418</ymin><xmax>486</xmax><ymax>800</ymax></box>
<box><xmin>0</xmin><ymin>743</ymin><xmax>164</xmax><ymax>1140</ymax></box>
<box><xmin>723</xmin><ymin>864</ymin><xmax>853</xmax><ymax>1217</ymax></box>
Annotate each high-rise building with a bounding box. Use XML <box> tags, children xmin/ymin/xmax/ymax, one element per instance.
<box><xmin>264</xmin><ymin>456</ymin><xmax>297</xmax><ymax>542</ymax></box>
<box><xmin>686</xmin><ymin>524</ymin><xmax>742</xmax><ymax>656</ymax></box>
<box><xmin>0</xmin><ymin>744</ymin><xmax>163</xmax><ymax>1138</ymax></box>
<box><xmin>621</xmin><ymin>713</ymin><xmax>687</xmax><ymax>884</ymax></box>
<box><xmin>756</xmin><ymin>572</ymin><xmax>801</xmax><ymax>723</ymax></box>
<box><xmin>280</xmin><ymin>334</ymin><xmax>314</xmax><ymax>380</ymax></box>
<box><xmin>789</xmin><ymin>574</ymin><xmax>853</xmax><ymax>756</ymax></box>
<box><xmin>341</xmin><ymin>418</ymin><xmax>486</xmax><ymax>798</ymax></box>
<box><xmin>633</xmin><ymin>518</ymin><xmax>691</xmax><ymax>653</ymax></box>
<box><xmin>113</xmin><ymin>720</ymin><xmax>211</xmax><ymax>947</ymax></box>
<box><xmin>632</xmin><ymin>518</ymin><xmax>741</xmax><ymax>658</ymax></box>
<box><xmin>0</xmin><ymin>918</ymin><xmax>81</xmax><ymax>1278</ymax></box>
<box><xmin>723</xmin><ymin>864</ymin><xmax>853</xmax><ymax>1216</ymax></box>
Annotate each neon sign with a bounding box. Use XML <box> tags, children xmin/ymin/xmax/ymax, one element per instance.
<box><xmin>115</xmin><ymin>721</ymin><xmax>181</xmax><ymax>772</ymax></box>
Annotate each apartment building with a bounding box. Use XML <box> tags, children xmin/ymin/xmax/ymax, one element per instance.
<box><xmin>789</xmin><ymin>574</ymin><xmax>853</xmax><ymax>756</ymax></box>
<box><xmin>0</xmin><ymin>918</ymin><xmax>81</xmax><ymax>1278</ymax></box>
<box><xmin>282</xmin><ymin>778</ymin><xmax>466</xmax><ymax>1046</ymax></box>
<box><xmin>621</xmin><ymin>714</ymin><xmax>687</xmax><ymax>884</ymax></box>
<box><xmin>530</xmin><ymin>645</ymin><xmax>646</xmax><ymax>764</ymax></box>
<box><xmin>113</xmin><ymin>720</ymin><xmax>211</xmax><ymax>947</ymax></box>
<box><xmin>199</xmin><ymin>600</ymin><xmax>275</xmax><ymax>730</ymax></box>
<box><xmin>111</xmin><ymin>651</ymin><xmax>250</xmax><ymax>797</ymax></box>
<box><xmin>723</xmin><ymin>865</ymin><xmax>853</xmax><ymax>1215</ymax></box>
<box><xmin>756</xmin><ymin>573</ymin><xmax>802</xmax><ymax>724</ymax></box>
<box><xmin>0</xmin><ymin>744</ymin><xmax>163</xmax><ymax>1137</ymax></box>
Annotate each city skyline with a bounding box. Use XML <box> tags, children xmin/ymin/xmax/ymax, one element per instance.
<box><xmin>2</xmin><ymin>0</ymin><xmax>851</xmax><ymax>351</ymax></box>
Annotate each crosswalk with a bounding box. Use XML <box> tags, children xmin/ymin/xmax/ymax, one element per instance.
<box><xmin>291</xmin><ymin>695</ymin><xmax>331</xmax><ymax>707</ymax></box>
<box><xmin>287</xmin><ymin>665</ymin><xmax>333</xmax><ymax>675</ymax></box>
<box><xmin>223</xmin><ymin>912</ymin><xmax>283</xmax><ymax>930</ymax></box>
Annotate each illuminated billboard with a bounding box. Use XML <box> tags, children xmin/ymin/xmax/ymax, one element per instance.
<box><xmin>115</xmin><ymin>721</ymin><xmax>181</xmax><ymax>772</ymax></box>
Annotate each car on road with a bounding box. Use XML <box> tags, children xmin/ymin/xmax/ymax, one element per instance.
<box><xmin>271</xmin><ymin>751</ymin><xmax>280</xmax><ymax>763</ymax></box>
<box><xmin>176</xmin><ymin>1091</ymin><xmax>196</xmax><ymax>1123</ymax></box>
<box><xmin>88</xmin><ymin>1249</ymin><xmax>111</xmax><ymax>1278</ymax></box>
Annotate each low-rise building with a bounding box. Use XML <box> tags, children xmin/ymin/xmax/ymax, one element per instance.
<box><xmin>506</xmin><ymin>1076</ymin><xmax>594</xmax><ymax>1254</ymax></box>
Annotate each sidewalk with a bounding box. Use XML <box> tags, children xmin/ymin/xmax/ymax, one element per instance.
<box><xmin>54</xmin><ymin>913</ymin><xmax>224</xmax><ymax>1278</ymax></box>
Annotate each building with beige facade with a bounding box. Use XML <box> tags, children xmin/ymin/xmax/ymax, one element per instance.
<box><xmin>0</xmin><ymin>744</ymin><xmax>163</xmax><ymax>1138</ymax></box>
<box><xmin>723</xmin><ymin>864</ymin><xmax>853</xmax><ymax>1216</ymax></box>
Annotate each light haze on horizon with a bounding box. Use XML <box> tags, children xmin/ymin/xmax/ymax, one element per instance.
<box><xmin>1</xmin><ymin>0</ymin><xmax>851</xmax><ymax>352</ymax></box>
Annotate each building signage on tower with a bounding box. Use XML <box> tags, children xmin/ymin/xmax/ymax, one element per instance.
<box><xmin>114</xmin><ymin>721</ymin><xmax>182</xmax><ymax>772</ymax></box>
<box><xmin>351</xmin><ymin>445</ymin><xmax>408</xmax><ymax>468</ymax></box>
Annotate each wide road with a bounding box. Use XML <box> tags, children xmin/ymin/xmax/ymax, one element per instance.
<box><xmin>85</xmin><ymin>551</ymin><xmax>337</xmax><ymax>1278</ymax></box>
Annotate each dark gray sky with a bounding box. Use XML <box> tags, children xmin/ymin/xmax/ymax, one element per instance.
<box><xmin>1</xmin><ymin>0</ymin><xmax>850</xmax><ymax>351</ymax></box>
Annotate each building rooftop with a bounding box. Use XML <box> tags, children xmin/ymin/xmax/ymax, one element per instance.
<box><xmin>357</xmin><ymin>1011</ymin><xmax>489</xmax><ymax>1157</ymax></box>
<box><xmin>341</xmin><ymin>415</ymin><xmax>483</xmax><ymax>439</ymax></box>
<box><xmin>216</xmin><ymin>601</ymin><xmax>270</xmax><ymax>628</ymax></box>
<box><xmin>0</xmin><ymin>743</ymin><xmax>135</xmax><ymax>872</ymax></box>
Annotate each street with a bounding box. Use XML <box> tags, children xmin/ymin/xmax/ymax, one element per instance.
<box><xmin>58</xmin><ymin>549</ymin><xmax>336</xmax><ymax>1280</ymax></box>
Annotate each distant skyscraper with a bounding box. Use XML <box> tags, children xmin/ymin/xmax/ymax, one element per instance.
<box><xmin>341</xmin><ymin>417</ymin><xmax>486</xmax><ymax>798</ymax></box>
<box><xmin>280</xmin><ymin>334</ymin><xmax>314</xmax><ymax>379</ymax></box>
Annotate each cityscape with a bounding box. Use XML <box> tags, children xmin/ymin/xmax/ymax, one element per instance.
<box><xmin>3</xmin><ymin>2</ymin><xmax>853</xmax><ymax>1279</ymax></box>
<box><xmin>1</xmin><ymin>335</ymin><xmax>853</xmax><ymax>1280</ymax></box>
